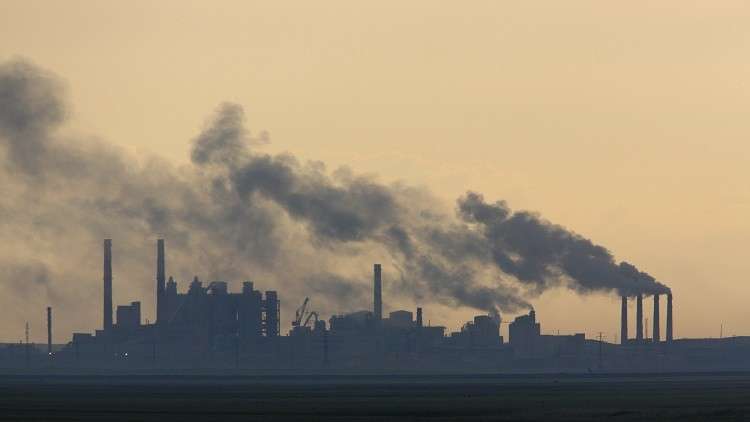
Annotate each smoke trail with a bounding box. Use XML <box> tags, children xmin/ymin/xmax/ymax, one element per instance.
<box><xmin>0</xmin><ymin>59</ymin><xmax>668</xmax><ymax>337</ymax></box>
<box><xmin>457</xmin><ymin>192</ymin><xmax>670</xmax><ymax>296</ymax></box>
<box><xmin>191</xmin><ymin>105</ymin><xmax>668</xmax><ymax>299</ymax></box>
<box><xmin>189</xmin><ymin>102</ymin><xmax>531</xmax><ymax>313</ymax></box>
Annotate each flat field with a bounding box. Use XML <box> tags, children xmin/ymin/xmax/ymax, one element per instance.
<box><xmin>0</xmin><ymin>373</ymin><xmax>748</xmax><ymax>421</ymax></box>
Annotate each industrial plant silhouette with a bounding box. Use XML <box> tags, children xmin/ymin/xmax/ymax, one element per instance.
<box><xmin>5</xmin><ymin>239</ymin><xmax>750</xmax><ymax>374</ymax></box>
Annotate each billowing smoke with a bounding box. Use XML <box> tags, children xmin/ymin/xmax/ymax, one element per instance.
<box><xmin>0</xmin><ymin>59</ymin><xmax>668</xmax><ymax>337</ymax></box>
<box><xmin>456</xmin><ymin>193</ymin><xmax>670</xmax><ymax>296</ymax></box>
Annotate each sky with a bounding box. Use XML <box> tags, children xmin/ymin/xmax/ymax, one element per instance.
<box><xmin>1</xmin><ymin>1</ymin><xmax>749</xmax><ymax>343</ymax></box>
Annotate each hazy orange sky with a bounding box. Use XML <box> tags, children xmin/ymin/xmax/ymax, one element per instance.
<box><xmin>2</xmin><ymin>1</ymin><xmax>749</xmax><ymax>342</ymax></box>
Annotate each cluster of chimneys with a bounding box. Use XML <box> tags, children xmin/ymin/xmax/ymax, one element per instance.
<box><xmin>620</xmin><ymin>293</ymin><xmax>673</xmax><ymax>344</ymax></box>
<box><xmin>103</xmin><ymin>238</ymin><xmax>167</xmax><ymax>333</ymax></box>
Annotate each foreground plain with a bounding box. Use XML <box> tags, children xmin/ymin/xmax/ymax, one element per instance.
<box><xmin>0</xmin><ymin>373</ymin><xmax>749</xmax><ymax>421</ymax></box>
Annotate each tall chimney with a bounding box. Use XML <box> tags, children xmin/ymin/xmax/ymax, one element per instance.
<box><xmin>103</xmin><ymin>239</ymin><xmax>113</xmax><ymax>332</ymax></box>
<box><xmin>47</xmin><ymin>306</ymin><xmax>52</xmax><ymax>355</ymax></box>
<box><xmin>620</xmin><ymin>296</ymin><xmax>628</xmax><ymax>345</ymax></box>
<box><xmin>416</xmin><ymin>307</ymin><xmax>423</xmax><ymax>328</ymax></box>
<box><xmin>156</xmin><ymin>239</ymin><xmax>165</xmax><ymax>325</ymax></box>
<box><xmin>666</xmin><ymin>293</ymin><xmax>673</xmax><ymax>342</ymax></box>
<box><xmin>653</xmin><ymin>294</ymin><xmax>660</xmax><ymax>342</ymax></box>
<box><xmin>373</xmin><ymin>264</ymin><xmax>382</xmax><ymax>322</ymax></box>
<box><xmin>635</xmin><ymin>293</ymin><xmax>643</xmax><ymax>341</ymax></box>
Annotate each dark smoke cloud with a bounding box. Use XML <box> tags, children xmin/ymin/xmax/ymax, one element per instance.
<box><xmin>0</xmin><ymin>60</ymin><xmax>65</xmax><ymax>176</ymax></box>
<box><xmin>191</xmin><ymin>102</ymin><xmax>251</xmax><ymax>166</ymax></box>
<box><xmin>189</xmin><ymin>104</ymin><xmax>529</xmax><ymax>314</ymax></box>
<box><xmin>0</xmin><ymin>59</ymin><xmax>668</xmax><ymax>338</ymax></box>
<box><xmin>457</xmin><ymin>192</ymin><xmax>670</xmax><ymax>296</ymax></box>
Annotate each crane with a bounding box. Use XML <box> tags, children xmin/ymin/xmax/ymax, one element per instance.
<box><xmin>302</xmin><ymin>311</ymin><xmax>319</xmax><ymax>327</ymax></box>
<box><xmin>292</xmin><ymin>297</ymin><xmax>320</xmax><ymax>329</ymax></box>
<box><xmin>292</xmin><ymin>297</ymin><xmax>310</xmax><ymax>328</ymax></box>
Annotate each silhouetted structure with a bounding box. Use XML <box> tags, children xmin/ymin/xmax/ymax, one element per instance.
<box><xmin>265</xmin><ymin>290</ymin><xmax>280</xmax><ymax>337</ymax></box>
<box><xmin>653</xmin><ymin>294</ymin><xmax>660</xmax><ymax>342</ymax></box>
<box><xmin>666</xmin><ymin>293</ymin><xmax>673</xmax><ymax>342</ymax></box>
<box><xmin>636</xmin><ymin>293</ymin><xmax>643</xmax><ymax>341</ymax></box>
<box><xmin>620</xmin><ymin>296</ymin><xmax>627</xmax><ymax>345</ymax></box>
<box><xmin>103</xmin><ymin>239</ymin><xmax>112</xmax><ymax>333</ymax></box>
<box><xmin>156</xmin><ymin>239</ymin><xmax>165</xmax><ymax>325</ymax></box>
<box><xmin>508</xmin><ymin>310</ymin><xmax>585</xmax><ymax>362</ymax></box>
<box><xmin>373</xmin><ymin>264</ymin><xmax>382</xmax><ymax>324</ymax></box>
<box><xmin>10</xmin><ymin>238</ymin><xmax>750</xmax><ymax>375</ymax></box>
<box><xmin>116</xmin><ymin>302</ymin><xmax>140</xmax><ymax>331</ymax></box>
<box><xmin>47</xmin><ymin>306</ymin><xmax>52</xmax><ymax>355</ymax></box>
<box><xmin>509</xmin><ymin>311</ymin><xmax>539</xmax><ymax>354</ymax></box>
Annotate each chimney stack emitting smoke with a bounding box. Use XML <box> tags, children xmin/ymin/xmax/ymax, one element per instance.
<box><xmin>666</xmin><ymin>293</ymin><xmax>673</xmax><ymax>342</ymax></box>
<box><xmin>103</xmin><ymin>239</ymin><xmax>112</xmax><ymax>333</ymax></box>
<box><xmin>156</xmin><ymin>239</ymin><xmax>165</xmax><ymax>325</ymax></box>
<box><xmin>373</xmin><ymin>264</ymin><xmax>382</xmax><ymax>323</ymax></box>
<box><xmin>653</xmin><ymin>294</ymin><xmax>660</xmax><ymax>342</ymax></box>
<box><xmin>620</xmin><ymin>296</ymin><xmax>628</xmax><ymax>344</ymax></box>
<box><xmin>46</xmin><ymin>306</ymin><xmax>52</xmax><ymax>355</ymax></box>
<box><xmin>636</xmin><ymin>294</ymin><xmax>643</xmax><ymax>342</ymax></box>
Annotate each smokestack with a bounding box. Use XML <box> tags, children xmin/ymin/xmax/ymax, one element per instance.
<box><xmin>156</xmin><ymin>239</ymin><xmax>165</xmax><ymax>325</ymax></box>
<box><xmin>620</xmin><ymin>296</ymin><xmax>628</xmax><ymax>345</ymax></box>
<box><xmin>373</xmin><ymin>264</ymin><xmax>382</xmax><ymax>322</ymax></box>
<box><xmin>653</xmin><ymin>294</ymin><xmax>660</xmax><ymax>342</ymax></box>
<box><xmin>103</xmin><ymin>239</ymin><xmax>113</xmax><ymax>332</ymax></box>
<box><xmin>666</xmin><ymin>293</ymin><xmax>673</xmax><ymax>342</ymax></box>
<box><xmin>46</xmin><ymin>306</ymin><xmax>52</xmax><ymax>355</ymax></box>
<box><xmin>416</xmin><ymin>307</ymin><xmax>423</xmax><ymax>328</ymax></box>
<box><xmin>636</xmin><ymin>293</ymin><xmax>643</xmax><ymax>341</ymax></box>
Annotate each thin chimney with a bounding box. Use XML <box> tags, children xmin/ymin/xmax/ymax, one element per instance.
<box><xmin>156</xmin><ymin>239</ymin><xmax>165</xmax><ymax>325</ymax></box>
<box><xmin>373</xmin><ymin>264</ymin><xmax>382</xmax><ymax>323</ymax></box>
<box><xmin>103</xmin><ymin>239</ymin><xmax>113</xmax><ymax>332</ymax></box>
<box><xmin>620</xmin><ymin>296</ymin><xmax>628</xmax><ymax>345</ymax></box>
<box><xmin>416</xmin><ymin>307</ymin><xmax>423</xmax><ymax>328</ymax></box>
<box><xmin>666</xmin><ymin>293</ymin><xmax>673</xmax><ymax>342</ymax></box>
<box><xmin>47</xmin><ymin>306</ymin><xmax>52</xmax><ymax>355</ymax></box>
<box><xmin>653</xmin><ymin>294</ymin><xmax>661</xmax><ymax>342</ymax></box>
<box><xmin>636</xmin><ymin>294</ymin><xmax>643</xmax><ymax>341</ymax></box>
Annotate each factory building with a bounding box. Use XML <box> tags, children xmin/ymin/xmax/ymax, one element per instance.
<box><xmin>67</xmin><ymin>239</ymin><xmax>282</xmax><ymax>365</ymax></box>
<box><xmin>19</xmin><ymin>238</ymin><xmax>750</xmax><ymax>375</ymax></box>
<box><xmin>57</xmin><ymin>241</ymin><xmax>595</xmax><ymax>371</ymax></box>
<box><xmin>150</xmin><ymin>239</ymin><xmax>280</xmax><ymax>349</ymax></box>
<box><xmin>115</xmin><ymin>302</ymin><xmax>140</xmax><ymax>331</ymax></box>
<box><xmin>446</xmin><ymin>315</ymin><xmax>503</xmax><ymax>349</ymax></box>
<box><xmin>509</xmin><ymin>310</ymin><xmax>585</xmax><ymax>361</ymax></box>
<box><xmin>509</xmin><ymin>310</ymin><xmax>540</xmax><ymax>358</ymax></box>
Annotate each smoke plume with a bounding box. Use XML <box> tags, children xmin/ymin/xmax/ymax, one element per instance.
<box><xmin>0</xmin><ymin>59</ymin><xmax>668</xmax><ymax>337</ymax></box>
